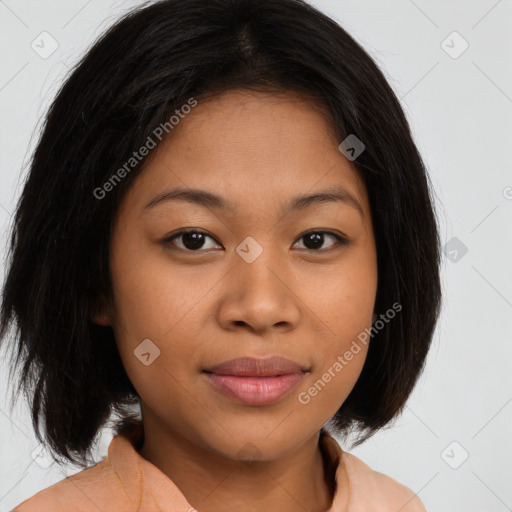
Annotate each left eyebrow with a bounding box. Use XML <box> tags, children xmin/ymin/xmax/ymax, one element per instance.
<box><xmin>140</xmin><ymin>186</ymin><xmax>364</xmax><ymax>218</ymax></box>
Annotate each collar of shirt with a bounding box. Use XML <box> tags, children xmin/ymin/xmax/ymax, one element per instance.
<box><xmin>13</xmin><ymin>421</ymin><xmax>426</xmax><ymax>511</ymax></box>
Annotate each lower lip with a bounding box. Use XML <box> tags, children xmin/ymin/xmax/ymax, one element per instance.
<box><xmin>204</xmin><ymin>372</ymin><xmax>304</xmax><ymax>406</ymax></box>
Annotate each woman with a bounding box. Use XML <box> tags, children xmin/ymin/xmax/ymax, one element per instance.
<box><xmin>1</xmin><ymin>0</ymin><xmax>441</xmax><ymax>510</ymax></box>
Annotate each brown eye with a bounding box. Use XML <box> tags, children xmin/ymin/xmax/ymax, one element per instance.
<box><xmin>166</xmin><ymin>230</ymin><xmax>222</xmax><ymax>251</ymax></box>
<box><xmin>293</xmin><ymin>231</ymin><xmax>348</xmax><ymax>251</ymax></box>
<box><xmin>164</xmin><ymin>229</ymin><xmax>348</xmax><ymax>253</ymax></box>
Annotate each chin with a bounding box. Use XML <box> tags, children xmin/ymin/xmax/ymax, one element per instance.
<box><xmin>191</xmin><ymin>419</ymin><xmax>314</xmax><ymax>462</ymax></box>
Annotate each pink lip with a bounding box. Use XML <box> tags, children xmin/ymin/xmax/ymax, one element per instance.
<box><xmin>203</xmin><ymin>357</ymin><xmax>308</xmax><ymax>406</ymax></box>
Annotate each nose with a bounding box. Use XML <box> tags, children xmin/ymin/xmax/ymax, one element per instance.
<box><xmin>216</xmin><ymin>247</ymin><xmax>301</xmax><ymax>335</ymax></box>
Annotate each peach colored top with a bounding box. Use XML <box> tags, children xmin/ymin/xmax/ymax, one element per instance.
<box><xmin>12</xmin><ymin>424</ymin><xmax>426</xmax><ymax>511</ymax></box>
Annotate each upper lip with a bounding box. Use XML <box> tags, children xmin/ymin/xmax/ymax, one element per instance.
<box><xmin>204</xmin><ymin>356</ymin><xmax>308</xmax><ymax>377</ymax></box>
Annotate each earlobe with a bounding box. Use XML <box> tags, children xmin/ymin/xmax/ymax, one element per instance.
<box><xmin>92</xmin><ymin>311</ymin><xmax>111</xmax><ymax>326</ymax></box>
<box><xmin>91</xmin><ymin>295</ymin><xmax>112</xmax><ymax>326</ymax></box>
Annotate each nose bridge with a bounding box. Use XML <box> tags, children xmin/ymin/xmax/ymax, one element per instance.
<box><xmin>220</xmin><ymin>234</ymin><xmax>300</xmax><ymax>332</ymax></box>
<box><xmin>234</xmin><ymin>234</ymin><xmax>286</xmax><ymax>296</ymax></box>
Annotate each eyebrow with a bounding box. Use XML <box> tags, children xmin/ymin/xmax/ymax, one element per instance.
<box><xmin>141</xmin><ymin>186</ymin><xmax>364</xmax><ymax>218</ymax></box>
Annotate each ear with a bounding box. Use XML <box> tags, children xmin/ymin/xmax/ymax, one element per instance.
<box><xmin>92</xmin><ymin>311</ymin><xmax>111</xmax><ymax>326</ymax></box>
<box><xmin>91</xmin><ymin>294</ymin><xmax>112</xmax><ymax>326</ymax></box>
<box><xmin>372</xmin><ymin>312</ymin><xmax>377</xmax><ymax>323</ymax></box>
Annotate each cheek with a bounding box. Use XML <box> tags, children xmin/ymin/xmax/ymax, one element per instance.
<box><xmin>295</xmin><ymin>252</ymin><xmax>375</xmax><ymax>416</ymax></box>
<box><xmin>300</xmin><ymin>253</ymin><xmax>377</xmax><ymax>341</ymax></box>
<box><xmin>296</xmin><ymin>348</ymin><xmax>368</xmax><ymax>425</ymax></box>
<box><xmin>109</xmin><ymin>241</ymin><xmax>216</xmax><ymax>344</ymax></box>
<box><xmin>108</xmin><ymin>247</ymin><xmax>209</xmax><ymax>392</ymax></box>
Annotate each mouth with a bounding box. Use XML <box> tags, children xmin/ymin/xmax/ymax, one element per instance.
<box><xmin>203</xmin><ymin>356</ymin><xmax>309</xmax><ymax>406</ymax></box>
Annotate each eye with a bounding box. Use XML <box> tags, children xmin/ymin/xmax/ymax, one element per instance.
<box><xmin>164</xmin><ymin>229</ymin><xmax>349</xmax><ymax>253</ymax></box>
<box><xmin>292</xmin><ymin>230</ymin><xmax>349</xmax><ymax>252</ymax></box>
<box><xmin>165</xmin><ymin>229</ymin><xmax>222</xmax><ymax>251</ymax></box>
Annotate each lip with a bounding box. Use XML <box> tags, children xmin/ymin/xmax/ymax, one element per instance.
<box><xmin>203</xmin><ymin>356</ymin><xmax>309</xmax><ymax>406</ymax></box>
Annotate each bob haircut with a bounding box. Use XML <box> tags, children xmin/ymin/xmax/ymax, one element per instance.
<box><xmin>0</xmin><ymin>0</ymin><xmax>441</xmax><ymax>467</ymax></box>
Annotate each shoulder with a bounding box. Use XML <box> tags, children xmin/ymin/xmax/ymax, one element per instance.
<box><xmin>342</xmin><ymin>451</ymin><xmax>427</xmax><ymax>511</ymax></box>
<box><xmin>319</xmin><ymin>431</ymin><xmax>427</xmax><ymax>511</ymax></box>
<box><xmin>10</xmin><ymin>457</ymin><xmax>132</xmax><ymax>512</ymax></box>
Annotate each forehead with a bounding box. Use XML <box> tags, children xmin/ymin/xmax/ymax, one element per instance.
<box><xmin>122</xmin><ymin>89</ymin><xmax>370</xmax><ymax>221</ymax></box>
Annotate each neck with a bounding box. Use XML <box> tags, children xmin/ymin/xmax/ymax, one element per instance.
<box><xmin>138</xmin><ymin>420</ymin><xmax>334</xmax><ymax>512</ymax></box>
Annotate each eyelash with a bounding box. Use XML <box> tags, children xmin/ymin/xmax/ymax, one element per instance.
<box><xmin>164</xmin><ymin>229</ymin><xmax>349</xmax><ymax>253</ymax></box>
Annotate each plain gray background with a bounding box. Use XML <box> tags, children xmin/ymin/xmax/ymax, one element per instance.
<box><xmin>1</xmin><ymin>1</ymin><xmax>511</xmax><ymax>511</ymax></box>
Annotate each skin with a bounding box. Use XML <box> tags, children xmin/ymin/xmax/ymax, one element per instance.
<box><xmin>94</xmin><ymin>89</ymin><xmax>378</xmax><ymax>512</ymax></box>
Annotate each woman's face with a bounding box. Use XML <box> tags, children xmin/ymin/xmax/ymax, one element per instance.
<box><xmin>99</xmin><ymin>89</ymin><xmax>378</xmax><ymax>460</ymax></box>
